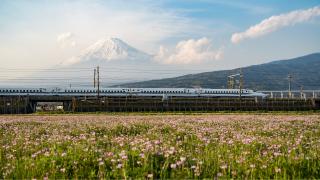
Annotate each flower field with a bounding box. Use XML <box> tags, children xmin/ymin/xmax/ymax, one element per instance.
<box><xmin>1</xmin><ymin>114</ymin><xmax>320</xmax><ymax>179</ymax></box>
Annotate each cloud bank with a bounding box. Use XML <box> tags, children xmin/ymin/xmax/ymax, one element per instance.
<box><xmin>57</xmin><ymin>32</ymin><xmax>76</xmax><ymax>48</ymax></box>
<box><xmin>231</xmin><ymin>6</ymin><xmax>320</xmax><ymax>44</ymax></box>
<box><xmin>155</xmin><ymin>38</ymin><xmax>223</xmax><ymax>64</ymax></box>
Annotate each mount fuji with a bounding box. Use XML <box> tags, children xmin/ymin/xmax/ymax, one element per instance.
<box><xmin>61</xmin><ymin>38</ymin><xmax>152</xmax><ymax>66</ymax></box>
<box><xmin>4</xmin><ymin>38</ymin><xmax>194</xmax><ymax>88</ymax></box>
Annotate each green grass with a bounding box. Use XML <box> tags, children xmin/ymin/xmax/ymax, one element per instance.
<box><xmin>1</xmin><ymin>114</ymin><xmax>320</xmax><ymax>179</ymax></box>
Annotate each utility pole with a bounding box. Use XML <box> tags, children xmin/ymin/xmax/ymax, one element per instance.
<box><xmin>94</xmin><ymin>68</ymin><xmax>96</xmax><ymax>88</ymax></box>
<box><xmin>239</xmin><ymin>68</ymin><xmax>243</xmax><ymax>99</ymax></box>
<box><xmin>288</xmin><ymin>74</ymin><xmax>292</xmax><ymax>98</ymax></box>
<box><xmin>227</xmin><ymin>76</ymin><xmax>235</xmax><ymax>89</ymax></box>
<box><xmin>97</xmin><ymin>66</ymin><xmax>100</xmax><ymax>98</ymax></box>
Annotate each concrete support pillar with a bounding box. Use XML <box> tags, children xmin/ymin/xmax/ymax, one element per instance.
<box><xmin>63</xmin><ymin>101</ymin><xmax>72</xmax><ymax>112</ymax></box>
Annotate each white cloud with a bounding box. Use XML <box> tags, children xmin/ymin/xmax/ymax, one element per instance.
<box><xmin>155</xmin><ymin>38</ymin><xmax>223</xmax><ymax>64</ymax></box>
<box><xmin>231</xmin><ymin>6</ymin><xmax>320</xmax><ymax>44</ymax></box>
<box><xmin>57</xmin><ymin>32</ymin><xmax>76</xmax><ymax>48</ymax></box>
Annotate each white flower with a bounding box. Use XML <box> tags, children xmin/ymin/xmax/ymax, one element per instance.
<box><xmin>117</xmin><ymin>163</ymin><xmax>123</xmax><ymax>169</ymax></box>
<box><xmin>180</xmin><ymin>157</ymin><xmax>186</xmax><ymax>162</ymax></box>
<box><xmin>170</xmin><ymin>163</ymin><xmax>177</xmax><ymax>169</ymax></box>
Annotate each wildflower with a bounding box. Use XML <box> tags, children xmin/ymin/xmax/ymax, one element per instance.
<box><xmin>147</xmin><ymin>174</ymin><xmax>153</xmax><ymax>178</ymax></box>
<box><xmin>275</xmin><ymin>167</ymin><xmax>281</xmax><ymax>173</ymax></box>
<box><xmin>232</xmin><ymin>171</ymin><xmax>237</xmax><ymax>176</ymax></box>
<box><xmin>250</xmin><ymin>164</ymin><xmax>255</xmax><ymax>168</ymax></box>
<box><xmin>170</xmin><ymin>163</ymin><xmax>177</xmax><ymax>169</ymax></box>
<box><xmin>154</xmin><ymin>140</ymin><xmax>161</xmax><ymax>145</ymax></box>
<box><xmin>117</xmin><ymin>163</ymin><xmax>123</xmax><ymax>169</ymax></box>
<box><xmin>176</xmin><ymin>161</ymin><xmax>183</xmax><ymax>166</ymax></box>
<box><xmin>60</xmin><ymin>168</ymin><xmax>66</xmax><ymax>173</ymax></box>
<box><xmin>121</xmin><ymin>155</ymin><xmax>128</xmax><ymax>160</ymax></box>
<box><xmin>273</xmin><ymin>152</ymin><xmax>281</xmax><ymax>157</ymax></box>
<box><xmin>220</xmin><ymin>164</ymin><xmax>228</xmax><ymax>169</ymax></box>
<box><xmin>180</xmin><ymin>157</ymin><xmax>186</xmax><ymax>162</ymax></box>
<box><xmin>61</xmin><ymin>152</ymin><xmax>67</xmax><ymax>157</ymax></box>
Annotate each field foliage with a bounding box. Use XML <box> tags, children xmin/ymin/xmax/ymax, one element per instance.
<box><xmin>1</xmin><ymin>115</ymin><xmax>320</xmax><ymax>179</ymax></box>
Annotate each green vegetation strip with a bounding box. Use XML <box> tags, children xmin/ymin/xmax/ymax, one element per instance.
<box><xmin>0</xmin><ymin>115</ymin><xmax>320</xmax><ymax>178</ymax></box>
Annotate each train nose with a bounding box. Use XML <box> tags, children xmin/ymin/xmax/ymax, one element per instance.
<box><xmin>260</xmin><ymin>93</ymin><xmax>268</xmax><ymax>98</ymax></box>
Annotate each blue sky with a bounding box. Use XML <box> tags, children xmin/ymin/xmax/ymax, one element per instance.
<box><xmin>0</xmin><ymin>0</ymin><xmax>320</xmax><ymax>71</ymax></box>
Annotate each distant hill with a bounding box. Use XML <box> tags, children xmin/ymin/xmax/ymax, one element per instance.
<box><xmin>117</xmin><ymin>53</ymin><xmax>320</xmax><ymax>90</ymax></box>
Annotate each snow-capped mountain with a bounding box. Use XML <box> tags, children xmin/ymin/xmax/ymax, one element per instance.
<box><xmin>61</xmin><ymin>38</ymin><xmax>151</xmax><ymax>66</ymax></box>
<box><xmin>8</xmin><ymin>38</ymin><xmax>183</xmax><ymax>88</ymax></box>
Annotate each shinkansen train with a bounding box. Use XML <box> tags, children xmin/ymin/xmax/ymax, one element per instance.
<box><xmin>0</xmin><ymin>87</ymin><xmax>267</xmax><ymax>98</ymax></box>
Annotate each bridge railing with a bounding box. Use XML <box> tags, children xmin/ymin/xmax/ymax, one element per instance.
<box><xmin>258</xmin><ymin>90</ymin><xmax>320</xmax><ymax>99</ymax></box>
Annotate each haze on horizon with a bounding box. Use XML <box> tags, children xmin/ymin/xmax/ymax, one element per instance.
<box><xmin>0</xmin><ymin>0</ymin><xmax>320</xmax><ymax>82</ymax></box>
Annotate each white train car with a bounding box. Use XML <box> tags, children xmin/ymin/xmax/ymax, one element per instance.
<box><xmin>0</xmin><ymin>87</ymin><xmax>267</xmax><ymax>98</ymax></box>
